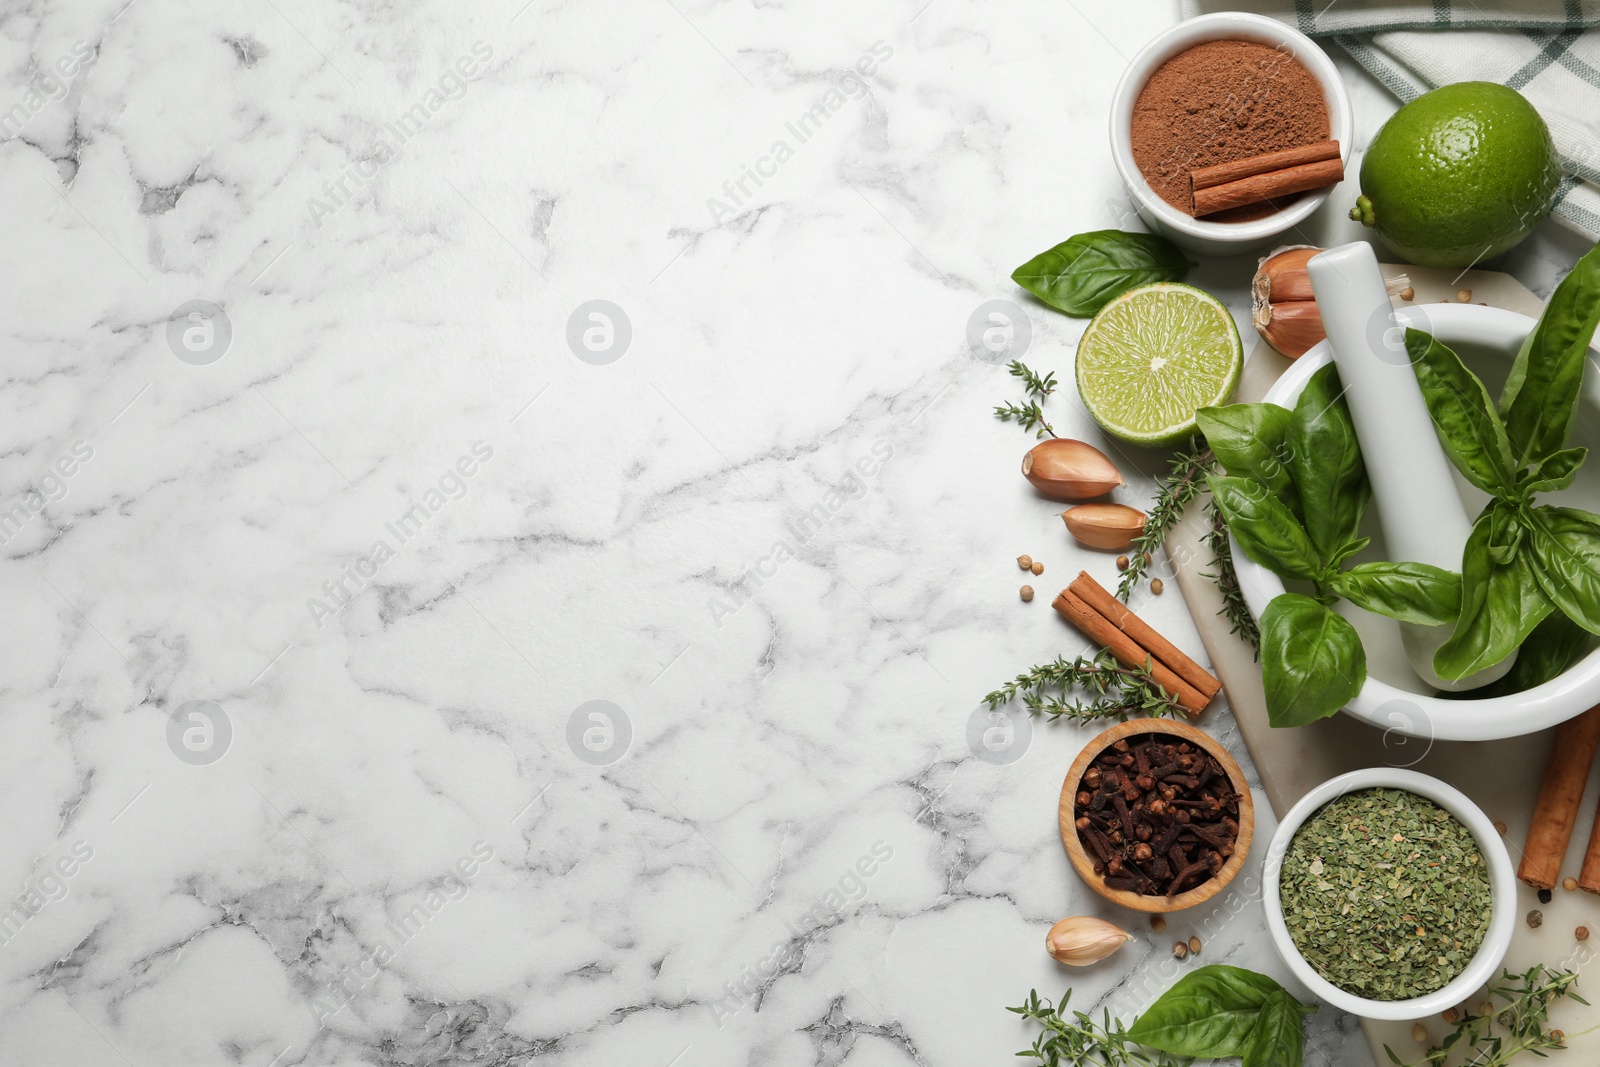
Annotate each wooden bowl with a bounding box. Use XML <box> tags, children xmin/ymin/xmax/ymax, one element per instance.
<box><xmin>1059</xmin><ymin>718</ymin><xmax>1254</xmax><ymax>913</ymax></box>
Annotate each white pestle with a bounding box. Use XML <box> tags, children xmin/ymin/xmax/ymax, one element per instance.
<box><xmin>1305</xmin><ymin>242</ymin><xmax>1515</xmax><ymax>692</ymax></box>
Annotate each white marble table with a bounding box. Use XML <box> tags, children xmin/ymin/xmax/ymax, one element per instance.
<box><xmin>0</xmin><ymin>2</ymin><xmax>1584</xmax><ymax>1064</ymax></box>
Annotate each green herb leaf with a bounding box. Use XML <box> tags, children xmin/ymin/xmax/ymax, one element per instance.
<box><xmin>1501</xmin><ymin>240</ymin><xmax>1600</xmax><ymax>465</ymax></box>
<box><xmin>1525</xmin><ymin>506</ymin><xmax>1600</xmax><ymax>636</ymax></box>
<box><xmin>1329</xmin><ymin>562</ymin><xmax>1462</xmax><ymax>626</ymax></box>
<box><xmin>1241</xmin><ymin>991</ymin><xmax>1310</xmax><ymax>1067</ymax></box>
<box><xmin>1127</xmin><ymin>965</ymin><xmax>1285</xmax><ymax>1057</ymax></box>
<box><xmin>1446</xmin><ymin>611</ymin><xmax>1592</xmax><ymax>698</ymax></box>
<box><xmin>1520</xmin><ymin>446</ymin><xmax>1588</xmax><ymax>495</ymax></box>
<box><xmin>1196</xmin><ymin>403</ymin><xmax>1299</xmax><ymax>516</ymax></box>
<box><xmin>1406</xmin><ymin>328</ymin><xmax>1519</xmax><ymax>496</ymax></box>
<box><xmin>1207</xmin><ymin>475</ymin><xmax>1323</xmax><ymax>582</ymax></box>
<box><xmin>1011</xmin><ymin>230</ymin><xmax>1194</xmax><ymax>317</ymax></box>
<box><xmin>1288</xmin><ymin>363</ymin><xmax>1369</xmax><ymax>563</ymax></box>
<box><xmin>1435</xmin><ymin>509</ymin><xmax>1555</xmax><ymax>679</ymax></box>
<box><xmin>1262</xmin><ymin>593</ymin><xmax>1366</xmax><ymax>727</ymax></box>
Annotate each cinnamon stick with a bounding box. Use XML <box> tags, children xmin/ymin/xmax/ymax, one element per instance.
<box><xmin>1578</xmin><ymin>798</ymin><xmax>1600</xmax><ymax>895</ymax></box>
<box><xmin>1052</xmin><ymin>587</ymin><xmax>1211</xmax><ymax>716</ymax></box>
<box><xmin>1192</xmin><ymin>157</ymin><xmax>1344</xmax><ymax>218</ymax></box>
<box><xmin>1190</xmin><ymin>140</ymin><xmax>1340</xmax><ymax>191</ymax></box>
<box><xmin>1069</xmin><ymin>571</ymin><xmax>1222</xmax><ymax>700</ymax></box>
<box><xmin>1518</xmin><ymin>705</ymin><xmax>1600</xmax><ymax>890</ymax></box>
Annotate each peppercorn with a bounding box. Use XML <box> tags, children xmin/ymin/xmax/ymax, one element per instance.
<box><xmin>1538</xmin><ymin>888</ymin><xmax>1553</xmax><ymax>904</ymax></box>
<box><xmin>1528</xmin><ymin>909</ymin><xmax>1544</xmax><ymax>929</ymax></box>
<box><xmin>1020</xmin><ymin>585</ymin><xmax>1034</xmax><ymax>602</ymax></box>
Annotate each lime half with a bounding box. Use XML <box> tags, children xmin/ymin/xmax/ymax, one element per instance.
<box><xmin>1075</xmin><ymin>282</ymin><xmax>1242</xmax><ymax>447</ymax></box>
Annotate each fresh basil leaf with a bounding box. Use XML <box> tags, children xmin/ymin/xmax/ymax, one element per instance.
<box><xmin>1330</xmin><ymin>561</ymin><xmax>1462</xmax><ymax>625</ymax></box>
<box><xmin>1406</xmin><ymin>328</ymin><xmax>1519</xmax><ymax>495</ymax></box>
<box><xmin>1241</xmin><ymin>991</ymin><xmax>1309</xmax><ymax>1067</ymax></box>
<box><xmin>1501</xmin><ymin>240</ymin><xmax>1600</xmax><ymax>465</ymax></box>
<box><xmin>1520</xmin><ymin>446</ymin><xmax>1589</xmax><ymax>495</ymax></box>
<box><xmin>1446</xmin><ymin>611</ymin><xmax>1593</xmax><ymax>698</ymax></box>
<box><xmin>1196</xmin><ymin>403</ymin><xmax>1299</xmax><ymax>516</ymax></box>
<box><xmin>1436</xmin><ymin>510</ymin><xmax>1556</xmax><ymax>679</ymax></box>
<box><xmin>1262</xmin><ymin>593</ymin><xmax>1366</xmax><ymax>727</ymax></box>
<box><xmin>1525</xmin><ymin>506</ymin><xmax>1600</xmax><ymax>636</ymax></box>
<box><xmin>1288</xmin><ymin>363</ymin><xmax>1369</xmax><ymax>563</ymax></box>
<box><xmin>1011</xmin><ymin>230</ymin><xmax>1194</xmax><ymax>316</ymax></box>
<box><xmin>1328</xmin><ymin>536</ymin><xmax>1371</xmax><ymax>568</ymax></box>
<box><xmin>1127</xmin><ymin>965</ymin><xmax>1284</xmax><ymax>1057</ymax></box>
<box><xmin>1208</xmin><ymin>475</ymin><xmax>1323</xmax><ymax>581</ymax></box>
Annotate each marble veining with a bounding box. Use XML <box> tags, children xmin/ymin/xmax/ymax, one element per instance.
<box><xmin>0</xmin><ymin>1</ymin><xmax>1583</xmax><ymax>1064</ymax></box>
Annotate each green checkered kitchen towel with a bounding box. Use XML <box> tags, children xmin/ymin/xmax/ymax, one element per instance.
<box><xmin>1180</xmin><ymin>0</ymin><xmax>1600</xmax><ymax>238</ymax></box>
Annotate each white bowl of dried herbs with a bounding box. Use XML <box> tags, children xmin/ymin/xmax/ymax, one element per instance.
<box><xmin>1263</xmin><ymin>767</ymin><xmax>1516</xmax><ymax>1021</ymax></box>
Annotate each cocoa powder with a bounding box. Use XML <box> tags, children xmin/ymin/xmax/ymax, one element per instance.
<box><xmin>1131</xmin><ymin>40</ymin><xmax>1329</xmax><ymax>222</ymax></box>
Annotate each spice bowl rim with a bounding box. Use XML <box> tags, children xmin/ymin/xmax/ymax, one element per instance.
<box><xmin>1106</xmin><ymin>11</ymin><xmax>1353</xmax><ymax>255</ymax></box>
<box><xmin>1262</xmin><ymin>767</ymin><xmax>1516</xmax><ymax>1022</ymax></box>
<box><xmin>1058</xmin><ymin>718</ymin><xmax>1255</xmax><ymax>914</ymax></box>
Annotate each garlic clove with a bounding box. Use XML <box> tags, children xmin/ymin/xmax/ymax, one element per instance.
<box><xmin>1023</xmin><ymin>439</ymin><xmax>1124</xmax><ymax>501</ymax></box>
<box><xmin>1255</xmin><ymin>299</ymin><xmax>1326</xmax><ymax>360</ymax></box>
<box><xmin>1254</xmin><ymin>245</ymin><xmax>1320</xmax><ymax>305</ymax></box>
<box><xmin>1062</xmin><ymin>503</ymin><xmax>1146</xmax><ymax>550</ymax></box>
<box><xmin>1045</xmin><ymin>916</ymin><xmax>1134</xmax><ymax>966</ymax></box>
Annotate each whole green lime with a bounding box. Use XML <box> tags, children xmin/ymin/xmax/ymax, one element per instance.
<box><xmin>1351</xmin><ymin>82</ymin><xmax>1560</xmax><ymax>267</ymax></box>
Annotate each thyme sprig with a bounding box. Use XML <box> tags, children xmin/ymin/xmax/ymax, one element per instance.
<box><xmin>1009</xmin><ymin>990</ymin><xmax>1185</xmax><ymax>1067</ymax></box>
<box><xmin>1384</xmin><ymin>965</ymin><xmax>1590</xmax><ymax>1067</ymax></box>
<box><xmin>984</xmin><ymin>650</ymin><xmax>1185</xmax><ymax>723</ymax></box>
<box><xmin>994</xmin><ymin>359</ymin><xmax>1059</xmax><ymax>438</ymax></box>
<box><xmin>1203</xmin><ymin>496</ymin><xmax>1260</xmax><ymax>654</ymax></box>
<box><xmin>1116</xmin><ymin>440</ymin><xmax>1215</xmax><ymax>600</ymax></box>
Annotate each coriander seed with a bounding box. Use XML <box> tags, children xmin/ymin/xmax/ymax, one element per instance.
<box><xmin>1578</xmin><ymin>926</ymin><xmax>1590</xmax><ymax>941</ymax></box>
<box><xmin>1116</xmin><ymin>555</ymin><xmax>1129</xmax><ymax>571</ymax></box>
<box><xmin>1399</xmin><ymin>286</ymin><xmax>1415</xmax><ymax>301</ymax></box>
<box><xmin>1411</xmin><ymin>1023</ymin><xmax>1428</xmax><ymax>1042</ymax></box>
<box><xmin>1017</xmin><ymin>554</ymin><xmax>1032</xmax><ymax>570</ymax></box>
<box><xmin>1150</xmin><ymin>915</ymin><xmax>1166</xmax><ymax>932</ymax></box>
<box><xmin>1172</xmin><ymin>941</ymin><xmax>1187</xmax><ymax>959</ymax></box>
<box><xmin>1020</xmin><ymin>585</ymin><xmax>1034</xmax><ymax>602</ymax></box>
<box><xmin>1442</xmin><ymin>1008</ymin><xmax>1459</xmax><ymax>1024</ymax></box>
<box><xmin>1494</xmin><ymin>820</ymin><xmax>1507</xmax><ymax>835</ymax></box>
<box><xmin>1528</xmin><ymin>909</ymin><xmax>1544</xmax><ymax>929</ymax></box>
<box><xmin>1187</xmin><ymin>936</ymin><xmax>1201</xmax><ymax>955</ymax></box>
<box><xmin>1564</xmin><ymin>876</ymin><xmax>1578</xmax><ymax>891</ymax></box>
<box><xmin>1150</xmin><ymin>578</ymin><xmax>1164</xmax><ymax>595</ymax></box>
<box><xmin>1030</xmin><ymin>561</ymin><xmax>1044</xmax><ymax>576</ymax></box>
<box><xmin>1457</xmin><ymin>288</ymin><xmax>1472</xmax><ymax>302</ymax></box>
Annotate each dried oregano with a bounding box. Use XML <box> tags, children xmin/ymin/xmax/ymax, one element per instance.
<box><xmin>1280</xmin><ymin>787</ymin><xmax>1491</xmax><ymax>1000</ymax></box>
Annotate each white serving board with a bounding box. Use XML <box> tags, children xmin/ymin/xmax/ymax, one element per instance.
<box><xmin>1170</xmin><ymin>266</ymin><xmax>1600</xmax><ymax>1066</ymax></box>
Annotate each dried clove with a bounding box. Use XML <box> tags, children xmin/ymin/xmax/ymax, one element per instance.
<box><xmin>1073</xmin><ymin>732</ymin><xmax>1241</xmax><ymax>897</ymax></box>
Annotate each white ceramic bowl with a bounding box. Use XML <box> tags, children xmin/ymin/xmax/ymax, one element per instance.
<box><xmin>1263</xmin><ymin>768</ymin><xmax>1515</xmax><ymax>1021</ymax></box>
<box><xmin>1107</xmin><ymin>13</ymin><xmax>1353</xmax><ymax>257</ymax></box>
<box><xmin>1233</xmin><ymin>303</ymin><xmax>1600</xmax><ymax>741</ymax></box>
